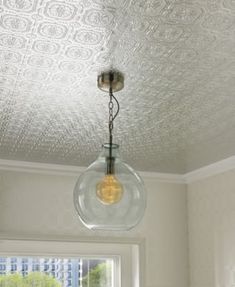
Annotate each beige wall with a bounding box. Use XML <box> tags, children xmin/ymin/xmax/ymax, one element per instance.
<box><xmin>188</xmin><ymin>169</ymin><xmax>235</xmax><ymax>287</ymax></box>
<box><xmin>0</xmin><ymin>170</ymin><xmax>189</xmax><ymax>287</ymax></box>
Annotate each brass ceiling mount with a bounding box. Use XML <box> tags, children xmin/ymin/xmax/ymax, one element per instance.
<box><xmin>97</xmin><ymin>71</ymin><xmax>124</xmax><ymax>93</ymax></box>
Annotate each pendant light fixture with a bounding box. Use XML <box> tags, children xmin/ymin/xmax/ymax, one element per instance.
<box><xmin>73</xmin><ymin>71</ymin><xmax>146</xmax><ymax>231</ymax></box>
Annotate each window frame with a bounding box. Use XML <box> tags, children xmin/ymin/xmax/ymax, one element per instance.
<box><xmin>0</xmin><ymin>236</ymin><xmax>145</xmax><ymax>287</ymax></box>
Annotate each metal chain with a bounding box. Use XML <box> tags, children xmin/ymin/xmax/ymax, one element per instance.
<box><xmin>106</xmin><ymin>72</ymin><xmax>120</xmax><ymax>174</ymax></box>
<box><xmin>107</xmin><ymin>77</ymin><xmax>114</xmax><ymax>174</ymax></box>
<box><xmin>108</xmin><ymin>72</ymin><xmax>114</xmax><ymax>146</ymax></box>
<box><xmin>109</xmin><ymin>88</ymin><xmax>114</xmax><ymax>136</ymax></box>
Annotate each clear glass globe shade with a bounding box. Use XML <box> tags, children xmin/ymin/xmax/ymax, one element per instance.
<box><xmin>73</xmin><ymin>144</ymin><xmax>146</xmax><ymax>231</ymax></box>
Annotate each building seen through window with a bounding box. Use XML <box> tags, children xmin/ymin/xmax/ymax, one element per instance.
<box><xmin>0</xmin><ymin>257</ymin><xmax>113</xmax><ymax>287</ymax></box>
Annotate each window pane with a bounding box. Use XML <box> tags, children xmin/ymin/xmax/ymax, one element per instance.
<box><xmin>0</xmin><ymin>257</ymin><xmax>114</xmax><ymax>287</ymax></box>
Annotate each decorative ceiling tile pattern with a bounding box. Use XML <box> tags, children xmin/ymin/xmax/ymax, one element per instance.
<box><xmin>0</xmin><ymin>0</ymin><xmax>234</xmax><ymax>173</ymax></box>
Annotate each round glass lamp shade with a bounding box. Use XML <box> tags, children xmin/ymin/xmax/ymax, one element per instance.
<box><xmin>73</xmin><ymin>144</ymin><xmax>146</xmax><ymax>231</ymax></box>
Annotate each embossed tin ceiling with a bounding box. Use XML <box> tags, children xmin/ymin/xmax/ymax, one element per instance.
<box><xmin>0</xmin><ymin>0</ymin><xmax>234</xmax><ymax>173</ymax></box>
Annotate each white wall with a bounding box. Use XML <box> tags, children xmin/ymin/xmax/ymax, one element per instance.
<box><xmin>188</xmin><ymin>169</ymin><xmax>235</xmax><ymax>287</ymax></box>
<box><xmin>0</xmin><ymin>170</ymin><xmax>189</xmax><ymax>287</ymax></box>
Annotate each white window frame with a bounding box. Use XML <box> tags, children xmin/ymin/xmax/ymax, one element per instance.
<box><xmin>0</xmin><ymin>237</ymin><xmax>145</xmax><ymax>287</ymax></box>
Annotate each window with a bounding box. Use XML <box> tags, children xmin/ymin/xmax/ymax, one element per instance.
<box><xmin>10</xmin><ymin>258</ymin><xmax>17</xmax><ymax>263</ymax></box>
<box><xmin>0</xmin><ymin>238</ymin><xmax>144</xmax><ymax>287</ymax></box>
<box><xmin>0</xmin><ymin>256</ymin><xmax>113</xmax><ymax>287</ymax></box>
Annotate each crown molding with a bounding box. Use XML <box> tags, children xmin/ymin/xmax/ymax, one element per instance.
<box><xmin>0</xmin><ymin>159</ymin><xmax>84</xmax><ymax>177</ymax></box>
<box><xmin>183</xmin><ymin>156</ymin><xmax>235</xmax><ymax>183</ymax></box>
<box><xmin>138</xmin><ymin>171</ymin><xmax>185</xmax><ymax>183</ymax></box>
<box><xmin>0</xmin><ymin>158</ymin><xmax>185</xmax><ymax>183</ymax></box>
<box><xmin>0</xmin><ymin>157</ymin><xmax>234</xmax><ymax>184</ymax></box>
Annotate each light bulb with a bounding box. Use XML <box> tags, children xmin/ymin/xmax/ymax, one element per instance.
<box><xmin>73</xmin><ymin>143</ymin><xmax>146</xmax><ymax>230</ymax></box>
<box><xmin>96</xmin><ymin>174</ymin><xmax>123</xmax><ymax>205</ymax></box>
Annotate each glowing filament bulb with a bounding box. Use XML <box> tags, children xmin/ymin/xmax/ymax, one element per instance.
<box><xmin>96</xmin><ymin>174</ymin><xmax>123</xmax><ymax>205</ymax></box>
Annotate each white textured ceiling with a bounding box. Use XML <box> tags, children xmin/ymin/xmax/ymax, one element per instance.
<box><xmin>0</xmin><ymin>0</ymin><xmax>234</xmax><ymax>173</ymax></box>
